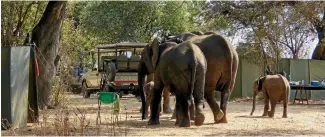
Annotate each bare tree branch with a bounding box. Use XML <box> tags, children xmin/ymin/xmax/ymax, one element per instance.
<box><xmin>13</xmin><ymin>2</ymin><xmax>36</xmax><ymax>36</ymax></box>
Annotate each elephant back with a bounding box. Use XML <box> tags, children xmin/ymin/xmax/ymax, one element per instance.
<box><xmin>264</xmin><ymin>75</ymin><xmax>289</xmax><ymax>92</ymax></box>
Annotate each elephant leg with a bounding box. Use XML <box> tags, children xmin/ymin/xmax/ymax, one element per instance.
<box><xmin>216</xmin><ymin>91</ymin><xmax>230</xmax><ymax>123</ymax></box>
<box><xmin>193</xmin><ymin>70</ymin><xmax>205</xmax><ymax>126</ymax></box>
<box><xmin>140</xmin><ymin>97</ymin><xmax>151</xmax><ymax>117</ymax></box>
<box><xmin>148</xmin><ymin>81</ymin><xmax>164</xmax><ymax>125</ymax></box>
<box><xmin>268</xmin><ymin>101</ymin><xmax>276</xmax><ymax>118</ymax></box>
<box><xmin>282</xmin><ymin>100</ymin><xmax>288</xmax><ymax>118</ymax></box>
<box><xmin>262</xmin><ymin>92</ymin><xmax>269</xmax><ymax>117</ymax></box>
<box><xmin>163</xmin><ymin>88</ymin><xmax>173</xmax><ymax>114</ymax></box>
<box><xmin>178</xmin><ymin>94</ymin><xmax>191</xmax><ymax>127</ymax></box>
<box><xmin>189</xmin><ymin>99</ymin><xmax>195</xmax><ymax>121</ymax></box>
<box><xmin>282</xmin><ymin>93</ymin><xmax>288</xmax><ymax>118</ymax></box>
<box><xmin>174</xmin><ymin>95</ymin><xmax>181</xmax><ymax>126</ymax></box>
<box><xmin>145</xmin><ymin>98</ymin><xmax>150</xmax><ymax>118</ymax></box>
<box><xmin>159</xmin><ymin>101</ymin><xmax>163</xmax><ymax>116</ymax></box>
<box><xmin>145</xmin><ymin>100</ymin><xmax>161</xmax><ymax>117</ymax></box>
<box><xmin>146</xmin><ymin>87</ymin><xmax>153</xmax><ymax>118</ymax></box>
<box><xmin>204</xmin><ymin>86</ymin><xmax>223</xmax><ymax>123</ymax></box>
<box><xmin>171</xmin><ymin>103</ymin><xmax>176</xmax><ymax>119</ymax></box>
<box><xmin>193</xmin><ymin>98</ymin><xmax>205</xmax><ymax>126</ymax></box>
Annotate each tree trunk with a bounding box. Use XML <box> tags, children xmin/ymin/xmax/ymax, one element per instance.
<box><xmin>311</xmin><ymin>11</ymin><xmax>325</xmax><ymax>60</ymax></box>
<box><xmin>293</xmin><ymin>52</ymin><xmax>299</xmax><ymax>59</ymax></box>
<box><xmin>311</xmin><ymin>24</ymin><xmax>325</xmax><ymax>60</ymax></box>
<box><xmin>311</xmin><ymin>40</ymin><xmax>325</xmax><ymax>60</ymax></box>
<box><xmin>31</xmin><ymin>1</ymin><xmax>67</xmax><ymax>109</ymax></box>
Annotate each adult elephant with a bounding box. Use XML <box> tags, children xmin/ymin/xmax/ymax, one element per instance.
<box><xmin>250</xmin><ymin>74</ymin><xmax>290</xmax><ymax>118</ymax></box>
<box><xmin>138</xmin><ymin>31</ymin><xmax>239</xmax><ymax>124</ymax></box>
<box><xmin>164</xmin><ymin>32</ymin><xmax>238</xmax><ymax>123</ymax></box>
<box><xmin>140</xmin><ymin>40</ymin><xmax>207</xmax><ymax>127</ymax></box>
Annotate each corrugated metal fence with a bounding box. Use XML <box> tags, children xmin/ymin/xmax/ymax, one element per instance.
<box><xmin>232</xmin><ymin>59</ymin><xmax>325</xmax><ymax>100</ymax></box>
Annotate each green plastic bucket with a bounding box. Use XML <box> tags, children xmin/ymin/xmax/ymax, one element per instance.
<box><xmin>98</xmin><ymin>92</ymin><xmax>117</xmax><ymax>104</ymax></box>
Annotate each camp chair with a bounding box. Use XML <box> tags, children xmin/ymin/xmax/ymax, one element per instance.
<box><xmin>96</xmin><ymin>92</ymin><xmax>120</xmax><ymax>125</ymax></box>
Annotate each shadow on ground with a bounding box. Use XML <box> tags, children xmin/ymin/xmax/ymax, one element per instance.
<box><xmin>204</xmin><ymin>128</ymin><xmax>325</xmax><ymax>136</ymax></box>
<box><xmin>235</xmin><ymin>115</ymin><xmax>271</xmax><ymax>119</ymax></box>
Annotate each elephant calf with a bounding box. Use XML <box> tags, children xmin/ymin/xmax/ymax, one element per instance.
<box><xmin>250</xmin><ymin>74</ymin><xmax>290</xmax><ymax>118</ymax></box>
<box><xmin>143</xmin><ymin>81</ymin><xmax>164</xmax><ymax>118</ymax></box>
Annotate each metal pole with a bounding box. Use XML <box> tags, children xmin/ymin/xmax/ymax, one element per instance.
<box><xmin>115</xmin><ymin>45</ymin><xmax>118</xmax><ymax>68</ymax></box>
<box><xmin>98</xmin><ymin>48</ymin><xmax>100</xmax><ymax>71</ymax></box>
<box><xmin>27</xmin><ymin>43</ymin><xmax>39</xmax><ymax>123</ymax></box>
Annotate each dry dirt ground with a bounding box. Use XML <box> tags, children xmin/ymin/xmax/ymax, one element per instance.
<box><xmin>2</xmin><ymin>92</ymin><xmax>325</xmax><ymax>136</ymax></box>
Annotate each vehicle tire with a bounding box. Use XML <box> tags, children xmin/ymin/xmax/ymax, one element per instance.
<box><xmin>82</xmin><ymin>82</ymin><xmax>91</xmax><ymax>98</ymax></box>
<box><xmin>74</xmin><ymin>87</ymin><xmax>82</xmax><ymax>94</ymax></box>
<box><xmin>119</xmin><ymin>93</ymin><xmax>123</xmax><ymax>98</ymax></box>
<box><xmin>67</xmin><ymin>86</ymin><xmax>72</xmax><ymax>93</ymax></box>
<box><xmin>104</xmin><ymin>62</ymin><xmax>116</xmax><ymax>82</ymax></box>
<box><xmin>71</xmin><ymin>87</ymin><xmax>76</xmax><ymax>93</ymax></box>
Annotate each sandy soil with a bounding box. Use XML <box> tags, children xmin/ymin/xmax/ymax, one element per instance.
<box><xmin>2</xmin><ymin>92</ymin><xmax>325</xmax><ymax>136</ymax></box>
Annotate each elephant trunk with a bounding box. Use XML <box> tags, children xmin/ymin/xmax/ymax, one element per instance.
<box><xmin>250</xmin><ymin>94</ymin><xmax>256</xmax><ymax>116</ymax></box>
<box><xmin>138</xmin><ymin>62</ymin><xmax>148</xmax><ymax>120</ymax></box>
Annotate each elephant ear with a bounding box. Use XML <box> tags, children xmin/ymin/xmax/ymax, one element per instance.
<box><xmin>257</xmin><ymin>76</ymin><xmax>265</xmax><ymax>91</ymax></box>
<box><xmin>150</xmin><ymin>37</ymin><xmax>160</xmax><ymax>69</ymax></box>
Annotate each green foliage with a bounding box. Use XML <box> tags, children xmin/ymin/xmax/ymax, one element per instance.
<box><xmin>158</xmin><ymin>1</ymin><xmax>197</xmax><ymax>34</ymax></box>
<box><xmin>3</xmin><ymin>1</ymin><xmax>323</xmax><ymax>63</ymax></box>
<box><xmin>60</xmin><ymin>2</ymin><xmax>94</xmax><ymax>66</ymax></box>
<box><xmin>236</xmin><ymin>42</ymin><xmax>264</xmax><ymax>65</ymax></box>
<box><xmin>80</xmin><ymin>1</ymin><xmax>154</xmax><ymax>43</ymax></box>
<box><xmin>78</xmin><ymin>1</ymin><xmax>205</xmax><ymax>44</ymax></box>
<box><xmin>1</xmin><ymin>1</ymin><xmax>47</xmax><ymax>46</ymax></box>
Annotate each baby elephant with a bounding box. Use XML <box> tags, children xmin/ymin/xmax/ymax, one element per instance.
<box><xmin>143</xmin><ymin>81</ymin><xmax>162</xmax><ymax>118</ymax></box>
<box><xmin>250</xmin><ymin>74</ymin><xmax>290</xmax><ymax>118</ymax></box>
<box><xmin>144</xmin><ymin>81</ymin><xmax>195</xmax><ymax>119</ymax></box>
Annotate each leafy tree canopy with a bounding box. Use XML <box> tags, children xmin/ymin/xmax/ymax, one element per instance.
<box><xmin>78</xmin><ymin>1</ymin><xmax>206</xmax><ymax>44</ymax></box>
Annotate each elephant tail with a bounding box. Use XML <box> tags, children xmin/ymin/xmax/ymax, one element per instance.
<box><xmin>286</xmin><ymin>83</ymin><xmax>290</xmax><ymax>103</ymax></box>
<box><xmin>189</xmin><ymin>56</ymin><xmax>197</xmax><ymax>105</ymax></box>
<box><xmin>188</xmin><ymin>42</ymin><xmax>199</xmax><ymax>105</ymax></box>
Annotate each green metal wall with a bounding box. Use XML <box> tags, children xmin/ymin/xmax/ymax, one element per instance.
<box><xmin>232</xmin><ymin>59</ymin><xmax>263</xmax><ymax>98</ymax></box>
<box><xmin>278</xmin><ymin>59</ymin><xmax>290</xmax><ymax>78</ymax></box>
<box><xmin>309</xmin><ymin>60</ymin><xmax>325</xmax><ymax>100</ymax></box>
<box><xmin>289</xmin><ymin>59</ymin><xmax>310</xmax><ymax>100</ymax></box>
<box><xmin>241</xmin><ymin>60</ymin><xmax>264</xmax><ymax>97</ymax></box>
<box><xmin>232</xmin><ymin>59</ymin><xmax>325</xmax><ymax>100</ymax></box>
<box><xmin>231</xmin><ymin>60</ymin><xmax>242</xmax><ymax>98</ymax></box>
<box><xmin>1</xmin><ymin>46</ymin><xmax>30</xmax><ymax>129</ymax></box>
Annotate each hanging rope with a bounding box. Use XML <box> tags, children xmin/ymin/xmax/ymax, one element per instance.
<box><xmin>29</xmin><ymin>44</ymin><xmax>53</xmax><ymax>72</ymax></box>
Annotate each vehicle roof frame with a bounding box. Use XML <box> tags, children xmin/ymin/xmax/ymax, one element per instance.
<box><xmin>95</xmin><ymin>42</ymin><xmax>148</xmax><ymax>71</ymax></box>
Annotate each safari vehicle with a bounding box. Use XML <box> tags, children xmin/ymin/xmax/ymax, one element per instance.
<box><xmin>69</xmin><ymin>51</ymin><xmax>91</xmax><ymax>94</ymax></box>
<box><xmin>80</xmin><ymin>42</ymin><xmax>148</xmax><ymax>98</ymax></box>
<box><xmin>69</xmin><ymin>62</ymin><xmax>89</xmax><ymax>94</ymax></box>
